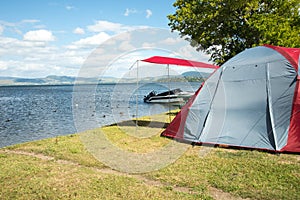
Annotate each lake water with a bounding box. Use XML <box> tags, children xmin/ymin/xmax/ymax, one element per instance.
<box><xmin>0</xmin><ymin>82</ymin><xmax>201</xmax><ymax>148</ymax></box>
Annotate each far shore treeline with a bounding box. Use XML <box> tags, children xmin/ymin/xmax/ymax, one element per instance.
<box><xmin>0</xmin><ymin>71</ymin><xmax>210</xmax><ymax>86</ymax></box>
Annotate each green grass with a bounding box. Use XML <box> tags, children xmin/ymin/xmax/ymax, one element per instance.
<box><xmin>1</xmin><ymin>111</ymin><xmax>299</xmax><ymax>199</ymax></box>
<box><xmin>0</xmin><ymin>153</ymin><xmax>204</xmax><ymax>199</ymax></box>
<box><xmin>146</xmin><ymin>147</ymin><xmax>300</xmax><ymax>199</ymax></box>
<box><xmin>6</xmin><ymin>134</ymin><xmax>105</xmax><ymax>168</ymax></box>
<box><xmin>101</xmin><ymin>125</ymin><xmax>169</xmax><ymax>153</ymax></box>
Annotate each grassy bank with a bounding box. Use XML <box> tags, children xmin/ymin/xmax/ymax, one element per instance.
<box><xmin>0</xmin><ymin>111</ymin><xmax>299</xmax><ymax>199</ymax></box>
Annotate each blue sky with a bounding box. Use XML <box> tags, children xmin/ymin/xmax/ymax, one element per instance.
<box><xmin>0</xmin><ymin>0</ymin><xmax>211</xmax><ymax>78</ymax></box>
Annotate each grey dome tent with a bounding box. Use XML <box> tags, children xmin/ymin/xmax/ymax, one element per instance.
<box><xmin>161</xmin><ymin>45</ymin><xmax>300</xmax><ymax>153</ymax></box>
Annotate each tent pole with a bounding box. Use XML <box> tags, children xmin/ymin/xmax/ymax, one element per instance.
<box><xmin>266</xmin><ymin>63</ymin><xmax>278</xmax><ymax>150</ymax></box>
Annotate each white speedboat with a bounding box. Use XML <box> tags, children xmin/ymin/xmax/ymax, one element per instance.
<box><xmin>143</xmin><ymin>88</ymin><xmax>193</xmax><ymax>103</ymax></box>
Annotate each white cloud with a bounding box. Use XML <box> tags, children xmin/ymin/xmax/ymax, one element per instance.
<box><xmin>124</xmin><ymin>8</ymin><xmax>152</xmax><ymax>19</ymax></box>
<box><xmin>0</xmin><ymin>35</ymin><xmax>67</xmax><ymax>77</ymax></box>
<box><xmin>0</xmin><ymin>20</ymin><xmax>41</xmax><ymax>36</ymax></box>
<box><xmin>0</xmin><ymin>23</ymin><xmax>212</xmax><ymax>79</ymax></box>
<box><xmin>160</xmin><ymin>37</ymin><xmax>182</xmax><ymax>45</ymax></box>
<box><xmin>23</xmin><ymin>29</ymin><xmax>55</xmax><ymax>42</ymax></box>
<box><xmin>87</xmin><ymin>20</ymin><xmax>148</xmax><ymax>34</ymax></box>
<box><xmin>142</xmin><ymin>42</ymin><xmax>155</xmax><ymax>48</ymax></box>
<box><xmin>20</xmin><ymin>19</ymin><xmax>40</xmax><ymax>24</ymax></box>
<box><xmin>33</xmin><ymin>24</ymin><xmax>47</xmax><ymax>29</ymax></box>
<box><xmin>0</xmin><ymin>36</ymin><xmax>51</xmax><ymax>55</ymax></box>
<box><xmin>66</xmin><ymin>5</ymin><xmax>75</xmax><ymax>10</ymax></box>
<box><xmin>0</xmin><ymin>25</ymin><xmax>3</xmax><ymax>35</ymax></box>
<box><xmin>146</xmin><ymin>9</ymin><xmax>152</xmax><ymax>18</ymax></box>
<box><xmin>0</xmin><ymin>60</ymin><xmax>8</xmax><ymax>70</ymax></box>
<box><xmin>74</xmin><ymin>32</ymin><xmax>110</xmax><ymax>46</ymax></box>
<box><xmin>67</xmin><ymin>32</ymin><xmax>111</xmax><ymax>50</ymax></box>
<box><xmin>118</xmin><ymin>41</ymin><xmax>135</xmax><ymax>51</ymax></box>
<box><xmin>124</xmin><ymin>8</ymin><xmax>137</xmax><ymax>16</ymax></box>
<box><xmin>0</xmin><ymin>21</ymin><xmax>87</xmax><ymax>77</ymax></box>
<box><xmin>88</xmin><ymin>20</ymin><xmax>124</xmax><ymax>33</ymax></box>
<box><xmin>73</xmin><ymin>27</ymin><xmax>85</xmax><ymax>35</ymax></box>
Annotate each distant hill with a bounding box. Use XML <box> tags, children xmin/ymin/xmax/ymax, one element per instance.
<box><xmin>0</xmin><ymin>71</ymin><xmax>212</xmax><ymax>86</ymax></box>
<box><xmin>14</xmin><ymin>78</ymin><xmax>46</xmax><ymax>84</ymax></box>
<box><xmin>46</xmin><ymin>75</ymin><xmax>75</xmax><ymax>83</ymax></box>
<box><xmin>181</xmin><ymin>71</ymin><xmax>211</xmax><ymax>78</ymax></box>
<box><xmin>0</xmin><ymin>75</ymin><xmax>92</xmax><ymax>86</ymax></box>
<box><xmin>0</xmin><ymin>75</ymin><xmax>121</xmax><ymax>86</ymax></box>
<box><xmin>156</xmin><ymin>71</ymin><xmax>211</xmax><ymax>83</ymax></box>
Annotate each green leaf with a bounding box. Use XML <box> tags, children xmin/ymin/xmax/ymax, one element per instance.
<box><xmin>168</xmin><ymin>0</ymin><xmax>300</xmax><ymax>65</ymax></box>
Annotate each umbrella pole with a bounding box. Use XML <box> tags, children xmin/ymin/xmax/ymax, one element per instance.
<box><xmin>168</xmin><ymin>64</ymin><xmax>171</xmax><ymax>123</ymax></box>
<box><xmin>136</xmin><ymin>61</ymin><xmax>139</xmax><ymax>128</ymax></box>
<box><xmin>129</xmin><ymin>60</ymin><xmax>139</xmax><ymax>129</ymax></box>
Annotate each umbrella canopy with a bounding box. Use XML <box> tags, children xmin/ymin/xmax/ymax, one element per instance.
<box><xmin>141</xmin><ymin>56</ymin><xmax>219</xmax><ymax>69</ymax></box>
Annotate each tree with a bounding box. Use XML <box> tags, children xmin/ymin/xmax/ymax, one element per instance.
<box><xmin>168</xmin><ymin>0</ymin><xmax>300</xmax><ymax>65</ymax></box>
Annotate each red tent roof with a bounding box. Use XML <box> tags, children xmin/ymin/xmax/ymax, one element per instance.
<box><xmin>141</xmin><ymin>56</ymin><xmax>219</xmax><ymax>69</ymax></box>
<box><xmin>264</xmin><ymin>44</ymin><xmax>300</xmax><ymax>71</ymax></box>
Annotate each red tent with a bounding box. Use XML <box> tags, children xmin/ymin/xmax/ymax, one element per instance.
<box><xmin>161</xmin><ymin>45</ymin><xmax>300</xmax><ymax>153</ymax></box>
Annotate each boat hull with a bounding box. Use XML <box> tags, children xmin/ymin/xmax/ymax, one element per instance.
<box><xmin>143</xmin><ymin>88</ymin><xmax>193</xmax><ymax>104</ymax></box>
<box><xmin>144</xmin><ymin>96</ymin><xmax>184</xmax><ymax>103</ymax></box>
